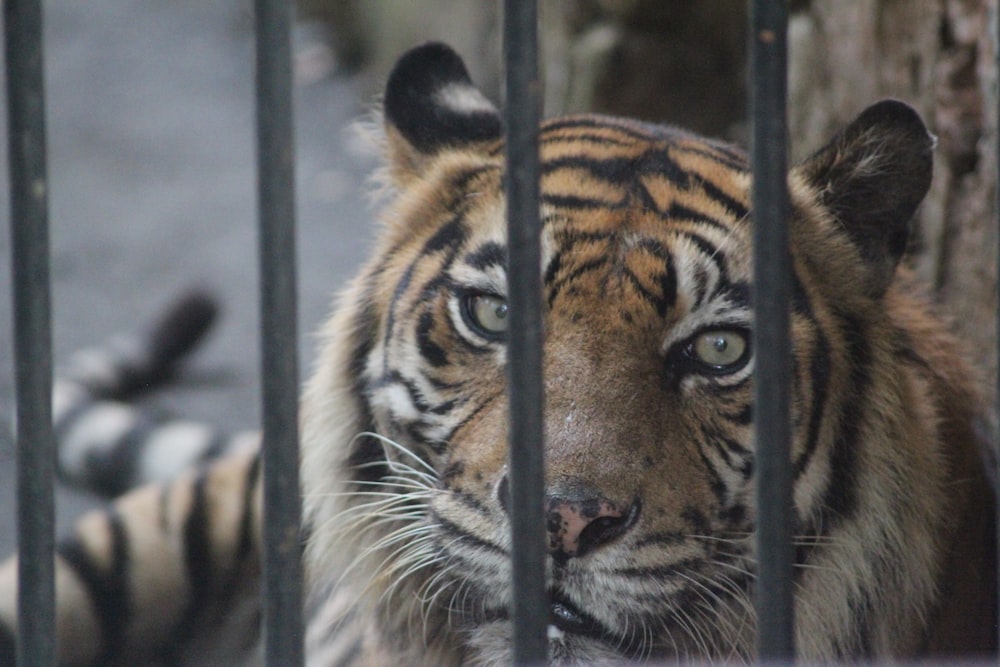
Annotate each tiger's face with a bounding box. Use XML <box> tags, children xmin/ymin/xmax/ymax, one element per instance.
<box><xmin>364</xmin><ymin>118</ymin><xmax>760</xmax><ymax>662</ymax></box>
<box><xmin>302</xmin><ymin>43</ymin><xmax>944</xmax><ymax>664</ymax></box>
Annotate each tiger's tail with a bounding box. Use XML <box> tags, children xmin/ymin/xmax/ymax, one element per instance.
<box><xmin>53</xmin><ymin>290</ymin><xmax>258</xmax><ymax>496</ymax></box>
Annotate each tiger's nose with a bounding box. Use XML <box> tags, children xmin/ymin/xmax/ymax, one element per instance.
<box><xmin>544</xmin><ymin>494</ymin><xmax>638</xmax><ymax>562</ymax></box>
<box><xmin>497</xmin><ymin>475</ymin><xmax>639</xmax><ymax>563</ymax></box>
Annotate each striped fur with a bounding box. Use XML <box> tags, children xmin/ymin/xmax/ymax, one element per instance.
<box><xmin>2</xmin><ymin>42</ymin><xmax>996</xmax><ymax>665</ymax></box>
<box><xmin>53</xmin><ymin>290</ymin><xmax>258</xmax><ymax>496</ymax></box>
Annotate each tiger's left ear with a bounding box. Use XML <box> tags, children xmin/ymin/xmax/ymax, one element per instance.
<box><xmin>382</xmin><ymin>42</ymin><xmax>502</xmax><ymax>181</ymax></box>
<box><xmin>790</xmin><ymin>100</ymin><xmax>934</xmax><ymax>296</ymax></box>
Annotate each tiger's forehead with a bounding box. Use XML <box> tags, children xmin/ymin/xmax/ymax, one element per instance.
<box><xmin>536</xmin><ymin>115</ymin><xmax>751</xmax><ymax>232</ymax></box>
<box><xmin>437</xmin><ymin>117</ymin><xmax>755</xmax><ymax>323</ymax></box>
<box><xmin>451</xmin><ymin>114</ymin><xmax>754</xmax><ymax>274</ymax></box>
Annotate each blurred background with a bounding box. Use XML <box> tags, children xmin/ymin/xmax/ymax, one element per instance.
<box><xmin>1</xmin><ymin>0</ymin><xmax>996</xmax><ymax>558</ymax></box>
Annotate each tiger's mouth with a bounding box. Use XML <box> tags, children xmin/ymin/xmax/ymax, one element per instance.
<box><xmin>547</xmin><ymin>591</ymin><xmax>608</xmax><ymax>641</ymax></box>
<box><xmin>546</xmin><ymin>592</ymin><xmax>663</xmax><ymax>658</ymax></box>
<box><xmin>487</xmin><ymin>589</ymin><xmax>638</xmax><ymax>652</ymax></box>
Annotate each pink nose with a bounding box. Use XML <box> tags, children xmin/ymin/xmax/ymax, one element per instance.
<box><xmin>545</xmin><ymin>495</ymin><xmax>634</xmax><ymax>560</ymax></box>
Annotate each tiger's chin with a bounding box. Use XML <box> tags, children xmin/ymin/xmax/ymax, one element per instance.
<box><xmin>452</xmin><ymin>588</ymin><xmax>680</xmax><ymax>667</ymax></box>
<box><xmin>464</xmin><ymin>618</ymin><xmax>632</xmax><ymax>667</ymax></box>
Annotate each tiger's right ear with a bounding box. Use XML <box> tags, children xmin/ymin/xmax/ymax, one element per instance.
<box><xmin>382</xmin><ymin>43</ymin><xmax>502</xmax><ymax>180</ymax></box>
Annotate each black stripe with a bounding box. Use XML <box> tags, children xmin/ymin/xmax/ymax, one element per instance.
<box><xmin>540</xmin><ymin>131</ymin><xmax>635</xmax><ymax>147</ymax></box>
<box><xmin>428</xmin><ymin>397</ymin><xmax>460</xmax><ymax>415</ymax></box>
<box><xmin>691</xmin><ymin>266</ymin><xmax>710</xmax><ymax>307</ymax></box>
<box><xmin>463</xmin><ymin>242</ymin><xmax>505</xmax><ymax>270</ymax></box>
<box><xmin>432</xmin><ymin>513</ymin><xmax>506</xmax><ymax>556</ymax></box>
<box><xmin>416</xmin><ymin>310</ymin><xmax>449</xmax><ymax>367</ymax></box>
<box><xmin>555</xmin><ymin>229</ymin><xmax>616</xmax><ymax>243</ymax></box>
<box><xmin>163</xmin><ymin>456</ymin><xmax>263</xmax><ymax>664</ymax></box>
<box><xmin>700</xmin><ymin>178</ymin><xmax>749</xmax><ymax>220</ymax></box>
<box><xmin>632</xmin><ymin>531</ymin><xmax>688</xmax><ymax>548</ymax></box>
<box><xmin>87</xmin><ymin>414</ymin><xmax>156</xmax><ymax>497</ymax></box>
<box><xmin>382</xmin><ymin>215</ymin><xmax>466</xmax><ymax>373</ymax></box>
<box><xmin>0</xmin><ymin>622</ymin><xmax>15</xmax><ymax>667</ymax></box>
<box><xmin>615</xmin><ymin>558</ymin><xmax>711</xmax><ymax>580</ymax></box>
<box><xmin>369</xmin><ymin>370</ymin><xmax>458</xmax><ymax>453</ymax></box>
<box><xmin>183</xmin><ymin>471</ymin><xmax>215</xmax><ymax>609</ymax></box>
<box><xmin>542</xmin><ymin>151</ymin><xmax>692</xmax><ymax>191</ymax></box>
<box><xmin>412</xmin><ymin>273</ymin><xmax>455</xmax><ymax>318</ymax></box>
<box><xmin>727</xmin><ymin>404</ymin><xmax>753</xmax><ymax>426</ymax></box>
<box><xmin>642</xmin><ymin>240</ymin><xmax>678</xmax><ymax>315</ymax></box>
<box><xmin>820</xmin><ymin>314</ymin><xmax>868</xmax><ymax>522</ymax></box>
<box><xmin>404</xmin><ymin>422</ymin><xmax>446</xmax><ymax>454</ymax></box>
<box><xmin>447</xmin><ymin>164</ymin><xmax>499</xmax><ymax>194</ymax></box>
<box><xmin>692</xmin><ymin>436</ymin><xmax>728</xmax><ymax>505</ymax></box>
<box><xmin>715</xmin><ymin>280</ymin><xmax>751</xmax><ymax>309</ymax></box>
<box><xmin>662</xmin><ymin>202</ymin><xmax>733</xmax><ymax>231</ymax></box>
<box><xmin>346</xmin><ymin>298</ymin><xmax>387</xmax><ymax>485</ymax></box>
<box><xmin>673</xmin><ymin>229</ymin><xmax>729</xmax><ymax>283</ymax></box>
<box><xmin>793</xmin><ymin>328</ymin><xmax>831</xmax><ymax>479</ymax></box>
<box><xmin>450</xmin><ymin>489</ymin><xmax>492</xmax><ymax>517</ymax></box>
<box><xmin>622</xmin><ymin>267</ymin><xmax>671</xmax><ymax>316</ymax></box>
<box><xmin>718</xmin><ymin>434</ymin><xmax>752</xmax><ymax>459</ymax></box>
<box><xmin>541</xmin><ymin>116</ymin><xmax>655</xmax><ymax>142</ymax></box>
<box><xmin>238</xmin><ymin>453</ymin><xmax>262</xmax><ymax>563</ymax></box>
<box><xmin>445</xmin><ymin>389</ymin><xmax>503</xmax><ymax>444</ymax></box>
<box><xmin>703</xmin><ymin>425</ymin><xmax>753</xmax><ymax>480</ymax></box>
<box><xmin>56</xmin><ymin>507</ymin><xmax>131</xmax><ymax>663</ymax></box>
<box><xmin>670</xmin><ymin>140</ymin><xmax>750</xmax><ymax>171</ymax></box>
<box><xmin>197</xmin><ymin>431</ymin><xmax>231</xmax><ymax>464</ymax></box>
<box><xmin>540</xmin><ymin>115</ymin><xmax>750</xmax><ymax>173</ymax></box>
<box><xmin>369</xmin><ymin>371</ymin><xmax>434</xmax><ymax>413</ymax></box>
<box><xmin>424</xmin><ymin>368</ymin><xmax>465</xmax><ymax>391</ymax></box>
<box><xmin>703</xmin><ymin>376</ymin><xmax>751</xmax><ymax>397</ymax></box>
<box><xmin>163</xmin><ymin>472</ymin><xmax>215</xmax><ymax>653</ymax></box>
<box><xmin>422</xmin><ymin>215</ymin><xmax>467</xmax><ymax>254</ymax></box>
<box><xmin>541</xmin><ymin>193</ymin><xmax>627</xmax><ymax>210</ymax></box>
<box><xmin>635</xmin><ymin>149</ymin><xmax>693</xmax><ymax>188</ymax></box>
<box><xmin>547</xmin><ymin>256</ymin><xmax>610</xmax><ymax>305</ymax></box>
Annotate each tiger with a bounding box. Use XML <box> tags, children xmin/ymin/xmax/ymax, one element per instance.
<box><xmin>0</xmin><ymin>41</ymin><xmax>996</xmax><ymax>665</ymax></box>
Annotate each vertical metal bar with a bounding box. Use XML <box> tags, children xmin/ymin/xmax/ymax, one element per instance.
<box><xmin>992</xmin><ymin>2</ymin><xmax>1000</xmax><ymax>661</ymax></box>
<box><xmin>749</xmin><ymin>0</ymin><xmax>795</xmax><ymax>662</ymax></box>
<box><xmin>254</xmin><ymin>0</ymin><xmax>303</xmax><ymax>664</ymax></box>
<box><xmin>503</xmin><ymin>0</ymin><xmax>548</xmax><ymax>663</ymax></box>
<box><xmin>4</xmin><ymin>1</ymin><xmax>56</xmax><ymax>666</ymax></box>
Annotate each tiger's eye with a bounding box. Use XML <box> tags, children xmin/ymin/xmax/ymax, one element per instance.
<box><xmin>467</xmin><ymin>294</ymin><xmax>509</xmax><ymax>336</ymax></box>
<box><xmin>691</xmin><ymin>330</ymin><xmax>747</xmax><ymax>369</ymax></box>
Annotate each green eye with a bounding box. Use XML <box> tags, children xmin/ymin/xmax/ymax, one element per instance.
<box><xmin>689</xmin><ymin>329</ymin><xmax>749</xmax><ymax>371</ymax></box>
<box><xmin>463</xmin><ymin>293</ymin><xmax>509</xmax><ymax>338</ymax></box>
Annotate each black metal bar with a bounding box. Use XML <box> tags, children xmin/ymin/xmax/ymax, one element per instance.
<box><xmin>254</xmin><ymin>0</ymin><xmax>303</xmax><ymax>664</ymax></box>
<box><xmin>503</xmin><ymin>0</ymin><xmax>548</xmax><ymax>663</ymax></box>
<box><xmin>4</xmin><ymin>1</ymin><xmax>56</xmax><ymax>666</ymax></box>
<box><xmin>995</xmin><ymin>0</ymin><xmax>1000</xmax><ymax>654</ymax></box>
<box><xmin>749</xmin><ymin>0</ymin><xmax>795</xmax><ymax>662</ymax></box>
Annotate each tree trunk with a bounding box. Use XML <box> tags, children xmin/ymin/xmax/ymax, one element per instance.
<box><xmin>788</xmin><ymin>0</ymin><xmax>998</xmax><ymax>432</ymax></box>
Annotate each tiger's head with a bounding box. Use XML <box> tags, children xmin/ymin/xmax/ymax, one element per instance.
<box><xmin>301</xmin><ymin>43</ymin><xmax>988</xmax><ymax>664</ymax></box>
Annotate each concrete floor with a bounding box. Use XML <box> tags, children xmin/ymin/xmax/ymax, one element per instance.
<box><xmin>0</xmin><ymin>0</ymin><xmax>378</xmax><ymax>558</ymax></box>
